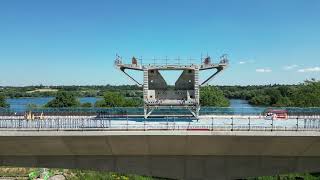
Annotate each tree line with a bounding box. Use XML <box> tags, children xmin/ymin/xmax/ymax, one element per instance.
<box><xmin>220</xmin><ymin>79</ymin><xmax>320</xmax><ymax>107</ymax></box>
<box><xmin>43</xmin><ymin>87</ymin><xmax>227</xmax><ymax>108</ymax></box>
<box><xmin>1</xmin><ymin>79</ymin><xmax>320</xmax><ymax>108</ymax></box>
<box><xmin>0</xmin><ymin>94</ymin><xmax>9</xmax><ymax>108</ymax></box>
<box><xmin>0</xmin><ymin>87</ymin><xmax>228</xmax><ymax>108</ymax></box>
<box><xmin>0</xmin><ymin>85</ymin><xmax>142</xmax><ymax>98</ymax></box>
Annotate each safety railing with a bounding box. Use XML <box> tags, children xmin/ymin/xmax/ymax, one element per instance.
<box><xmin>0</xmin><ymin>117</ymin><xmax>320</xmax><ymax>132</ymax></box>
<box><xmin>115</xmin><ymin>55</ymin><xmax>229</xmax><ymax>66</ymax></box>
<box><xmin>3</xmin><ymin>107</ymin><xmax>320</xmax><ymax>116</ymax></box>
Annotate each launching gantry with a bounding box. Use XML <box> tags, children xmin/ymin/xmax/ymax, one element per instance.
<box><xmin>115</xmin><ymin>55</ymin><xmax>229</xmax><ymax>119</ymax></box>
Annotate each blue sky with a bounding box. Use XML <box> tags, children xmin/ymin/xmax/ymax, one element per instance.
<box><xmin>0</xmin><ymin>0</ymin><xmax>320</xmax><ymax>86</ymax></box>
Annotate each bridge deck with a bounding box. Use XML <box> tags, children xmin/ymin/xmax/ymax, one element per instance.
<box><xmin>1</xmin><ymin>119</ymin><xmax>320</xmax><ymax>180</ymax></box>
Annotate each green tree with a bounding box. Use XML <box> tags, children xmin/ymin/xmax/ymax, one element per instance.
<box><xmin>249</xmin><ymin>95</ymin><xmax>271</xmax><ymax>106</ymax></box>
<box><xmin>123</xmin><ymin>97</ymin><xmax>143</xmax><ymax>107</ymax></box>
<box><xmin>0</xmin><ymin>94</ymin><xmax>9</xmax><ymax>108</ymax></box>
<box><xmin>200</xmin><ymin>86</ymin><xmax>230</xmax><ymax>107</ymax></box>
<box><xmin>265</xmin><ymin>88</ymin><xmax>282</xmax><ymax>105</ymax></box>
<box><xmin>27</xmin><ymin>103</ymin><xmax>38</xmax><ymax>110</ymax></box>
<box><xmin>94</xmin><ymin>100</ymin><xmax>106</xmax><ymax>107</ymax></box>
<box><xmin>45</xmin><ymin>91</ymin><xmax>80</xmax><ymax>108</ymax></box>
<box><xmin>274</xmin><ymin>96</ymin><xmax>292</xmax><ymax>107</ymax></box>
<box><xmin>291</xmin><ymin>80</ymin><xmax>320</xmax><ymax>107</ymax></box>
<box><xmin>81</xmin><ymin>102</ymin><xmax>93</xmax><ymax>108</ymax></box>
<box><xmin>103</xmin><ymin>91</ymin><xmax>125</xmax><ymax>107</ymax></box>
<box><xmin>95</xmin><ymin>91</ymin><xmax>142</xmax><ymax>107</ymax></box>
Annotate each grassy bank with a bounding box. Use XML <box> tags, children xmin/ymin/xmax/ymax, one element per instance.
<box><xmin>1</xmin><ymin>167</ymin><xmax>320</xmax><ymax>180</ymax></box>
<box><xmin>0</xmin><ymin>167</ymin><xmax>157</xmax><ymax>180</ymax></box>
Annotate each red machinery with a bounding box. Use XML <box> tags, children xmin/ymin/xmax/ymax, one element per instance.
<box><xmin>265</xmin><ymin>109</ymin><xmax>288</xmax><ymax>120</ymax></box>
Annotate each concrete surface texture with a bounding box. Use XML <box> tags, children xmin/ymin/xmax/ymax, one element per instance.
<box><xmin>1</xmin><ymin>131</ymin><xmax>320</xmax><ymax>179</ymax></box>
<box><xmin>146</xmin><ymin>68</ymin><xmax>197</xmax><ymax>103</ymax></box>
<box><xmin>175</xmin><ymin>69</ymin><xmax>195</xmax><ymax>90</ymax></box>
<box><xmin>148</xmin><ymin>70</ymin><xmax>167</xmax><ymax>90</ymax></box>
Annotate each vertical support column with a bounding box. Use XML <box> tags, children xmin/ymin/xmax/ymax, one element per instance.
<box><xmin>143</xmin><ymin>68</ymin><xmax>149</xmax><ymax>118</ymax></box>
<box><xmin>194</xmin><ymin>67</ymin><xmax>200</xmax><ymax>118</ymax></box>
<box><xmin>194</xmin><ymin>67</ymin><xmax>200</xmax><ymax>104</ymax></box>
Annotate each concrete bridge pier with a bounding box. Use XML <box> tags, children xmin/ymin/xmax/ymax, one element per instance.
<box><xmin>1</xmin><ymin>155</ymin><xmax>320</xmax><ymax>180</ymax></box>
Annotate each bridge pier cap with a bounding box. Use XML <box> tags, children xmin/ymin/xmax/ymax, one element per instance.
<box><xmin>114</xmin><ymin>54</ymin><xmax>229</xmax><ymax>119</ymax></box>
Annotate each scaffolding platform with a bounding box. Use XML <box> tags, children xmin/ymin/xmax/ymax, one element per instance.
<box><xmin>115</xmin><ymin>55</ymin><xmax>229</xmax><ymax>118</ymax></box>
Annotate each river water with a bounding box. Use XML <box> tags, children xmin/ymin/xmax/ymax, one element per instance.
<box><xmin>6</xmin><ymin>97</ymin><xmax>101</xmax><ymax>112</ymax></box>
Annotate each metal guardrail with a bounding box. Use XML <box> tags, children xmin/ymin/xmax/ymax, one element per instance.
<box><xmin>115</xmin><ymin>54</ymin><xmax>229</xmax><ymax>66</ymax></box>
<box><xmin>0</xmin><ymin>117</ymin><xmax>320</xmax><ymax>132</ymax></box>
<box><xmin>3</xmin><ymin>107</ymin><xmax>320</xmax><ymax>116</ymax></box>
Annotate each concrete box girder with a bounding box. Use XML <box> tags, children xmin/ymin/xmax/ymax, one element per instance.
<box><xmin>1</xmin><ymin>131</ymin><xmax>320</xmax><ymax>179</ymax></box>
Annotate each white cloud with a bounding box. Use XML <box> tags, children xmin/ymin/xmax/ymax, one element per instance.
<box><xmin>256</xmin><ymin>68</ymin><xmax>272</xmax><ymax>73</ymax></box>
<box><xmin>283</xmin><ymin>64</ymin><xmax>298</xmax><ymax>70</ymax></box>
<box><xmin>238</xmin><ymin>60</ymin><xmax>254</xmax><ymax>65</ymax></box>
<box><xmin>298</xmin><ymin>67</ymin><xmax>320</xmax><ymax>73</ymax></box>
